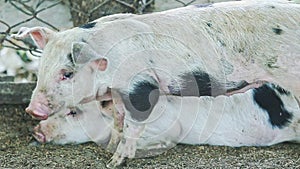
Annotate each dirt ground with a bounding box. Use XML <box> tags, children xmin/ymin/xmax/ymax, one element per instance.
<box><xmin>0</xmin><ymin>104</ymin><xmax>300</xmax><ymax>169</ymax></box>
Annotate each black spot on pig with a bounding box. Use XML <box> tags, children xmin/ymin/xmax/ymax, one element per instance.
<box><xmin>170</xmin><ymin>69</ymin><xmax>224</xmax><ymax>97</ymax></box>
<box><xmin>206</xmin><ymin>22</ymin><xmax>212</xmax><ymax>27</ymax></box>
<box><xmin>253</xmin><ymin>83</ymin><xmax>293</xmax><ymax>128</ymax></box>
<box><xmin>79</xmin><ymin>22</ymin><xmax>97</xmax><ymax>29</ymax></box>
<box><xmin>67</xmin><ymin>53</ymin><xmax>75</xmax><ymax>67</ymax></box>
<box><xmin>149</xmin><ymin>59</ymin><xmax>154</xmax><ymax>64</ymax></box>
<box><xmin>218</xmin><ymin>40</ymin><xmax>226</xmax><ymax>47</ymax></box>
<box><xmin>121</xmin><ymin>80</ymin><xmax>159</xmax><ymax>122</ymax></box>
<box><xmin>272</xmin><ymin>27</ymin><xmax>283</xmax><ymax>35</ymax></box>
<box><xmin>81</xmin><ymin>38</ymin><xmax>87</xmax><ymax>43</ymax></box>
<box><xmin>194</xmin><ymin>3</ymin><xmax>212</xmax><ymax>8</ymax></box>
<box><xmin>274</xmin><ymin>84</ymin><xmax>290</xmax><ymax>95</ymax></box>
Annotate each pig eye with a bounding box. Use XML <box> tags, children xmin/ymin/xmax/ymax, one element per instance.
<box><xmin>67</xmin><ymin>110</ymin><xmax>77</xmax><ymax>117</ymax></box>
<box><xmin>62</xmin><ymin>71</ymin><xmax>74</xmax><ymax>80</ymax></box>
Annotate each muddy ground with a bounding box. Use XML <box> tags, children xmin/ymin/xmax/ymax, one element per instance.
<box><xmin>0</xmin><ymin>104</ymin><xmax>299</xmax><ymax>168</ymax></box>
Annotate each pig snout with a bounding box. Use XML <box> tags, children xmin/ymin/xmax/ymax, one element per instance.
<box><xmin>25</xmin><ymin>92</ymin><xmax>53</xmax><ymax>120</ymax></box>
<box><xmin>25</xmin><ymin>103</ymin><xmax>50</xmax><ymax>120</ymax></box>
<box><xmin>33</xmin><ymin>124</ymin><xmax>46</xmax><ymax>143</ymax></box>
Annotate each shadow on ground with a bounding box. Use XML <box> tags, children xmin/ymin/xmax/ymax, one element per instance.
<box><xmin>0</xmin><ymin>104</ymin><xmax>299</xmax><ymax>168</ymax></box>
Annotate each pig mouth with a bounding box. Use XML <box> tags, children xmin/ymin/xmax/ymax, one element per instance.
<box><xmin>33</xmin><ymin>124</ymin><xmax>46</xmax><ymax>143</ymax></box>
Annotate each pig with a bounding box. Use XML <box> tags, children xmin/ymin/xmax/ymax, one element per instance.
<box><xmin>33</xmin><ymin>82</ymin><xmax>300</xmax><ymax>164</ymax></box>
<box><xmin>12</xmin><ymin>0</ymin><xmax>300</xmax><ymax>167</ymax></box>
<box><xmin>0</xmin><ymin>40</ymin><xmax>40</xmax><ymax>82</ymax></box>
<box><xmin>32</xmin><ymin>99</ymin><xmax>125</xmax><ymax>153</ymax></box>
<box><xmin>33</xmin><ymin>101</ymin><xmax>114</xmax><ymax>145</ymax></box>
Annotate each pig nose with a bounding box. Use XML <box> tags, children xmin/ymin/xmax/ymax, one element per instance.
<box><xmin>25</xmin><ymin>107</ymin><xmax>49</xmax><ymax>120</ymax></box>
<box><xmin>33</xmin><ymin>124</ymin><xmax>46</xmax><ymax>143</ymax></box>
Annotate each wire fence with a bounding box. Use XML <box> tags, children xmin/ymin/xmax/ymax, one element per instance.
<box><xmin>0</xmin><ymin>0</ymin><xmax>225</xmax><ymax>50</ymax></box>
<box><xmin>0</xmin><ymin>0</ymin><xmax>155</xmax><ymax>52</ymax></box>
<box><xmin>1</xmin><ymin>1</ymin><xmax>55</xmax><ymax>51</ymax></box>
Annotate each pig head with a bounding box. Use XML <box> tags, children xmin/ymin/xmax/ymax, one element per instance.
<box><xmin>11</xmin><ymin>26</ymin><xmax>111</xmax><ymax>120</ymax></box>
<box><xmin>33</xmin><ymin>101</ymin><xmax>113</xmax><ymax>145</ymax></box>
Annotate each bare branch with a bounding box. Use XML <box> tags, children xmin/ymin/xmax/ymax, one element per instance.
<box><xmin>88</xmin><ymin>0</ymin><xmax>111</xmax><ymax>14</ymax></box>
<box><xmin>36</xmin><ymin>0</ymin><xmax>62</xmax><ymax>13</ymax></box>
<box><xmin>186</xmin><ymin>0</ymin><xmax>196</xmax><ymax>6</ymax></box>
<box><xmin>10</xmin><ymin>16</ymin><xmax>35</xmax><ymax>30</ymax></box>
<box><xmin>35</xmin><ymin>17</ymin><xmax>59</xmax><ymax>31</ymax></box>
<box><xmin>8</xmin><ymin>0</ymin><xmax>33</xmax><ymax>15</ymax></box>
<box><xmin>114</xmin><ymin>0</ymin><xmax>136</xmax><ymax>11</ymax></box>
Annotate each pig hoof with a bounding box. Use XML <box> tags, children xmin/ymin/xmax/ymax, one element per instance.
<box><xmin>106</xmin><ymin>153</ymin><xmax>124</xmax><ymax>168</ymax></box>
<box><xmin>106</xmin><ymin>141</ymin><xmax>119</xmax><ymax>153</ymax></box>
<box><xmin>125</xmin><ymin>142</ymin><xmax>136</xmax><ymax>158</ymax></box>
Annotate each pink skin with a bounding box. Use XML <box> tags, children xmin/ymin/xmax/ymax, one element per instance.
<box><xmin>25</xmin><ymin>68</ymin><xmax>72</xmax><ymax>120</ymax></box>
<box><xmin>33</xmin><ymin>124</ymin><xmax>46</xmax><ymax>143</ymax></box>
<box><xmin>31</xmin><ymin>100</ymin><xmax>115</xmax><ymax>145</ymax></box>
<box><xmin>25</xmin><ymin>93</ymin><xmax>51</xmax><ymax>120</ymax></box>
<box><xmin>110</xmin><ymin>91</ymin><xmax>125</xmax><ymax>132</ymax></box>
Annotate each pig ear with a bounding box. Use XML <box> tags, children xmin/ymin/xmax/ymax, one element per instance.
<box><xmin>11</xmin><ymin>27</ymin><xmax>55</xmax><ymax>49</ymax></box>
<box><xmin>71</xmin><ymin>42</ymin><xmax>108</xmax><ymax>71</ymax></box>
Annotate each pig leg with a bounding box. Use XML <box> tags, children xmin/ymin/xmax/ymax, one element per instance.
<box><xmin>107</xmin><ymin>121</ymin><xmax>145</xmax><ymax>168</ymax></box>
<box><xmin>112</xmin><ymin>97</ymin><xmax>124</xmax><ymax>132</ymax></box>
<box><xmin>105</xmin><ymin>91</ymin><xmax>128</xmax><ymax>167</ymax></box>
<box><xmin>106</xmin><ymin>91</ymin><xmax>147</xmax><ymax>167</ymax></box>
<box><xmin>80</xmin><ymin>92</ymin><xmax>123</xmax><ymax>152</ymax></box>
<box><xmin>107</xmin><ymin>78</ymin><xmax>160</xmax><ymax>167</ymax></box>
<box><xmin>122</xmin><ymin>122</ymin><xmax>145</xmax><ymax>158</ymax></box>
<box><xmin>97</xmin><ymin>89</ymin><xmax>124</xmax><ymax>132</ymax></box>
<box><xmin>98</xmin><ymin>99</ymin><xmax>122</xmax><ymax>152</ymax></box>
<box><xmin>106</xmin><ymin>130</ymin><xmax>122</xmax><ymax>152</ymax></box>
<box><xmin>92</xmin><ymin>90</ymin><xmax>124</xmax><ymax>152</ymax></box>
<box><xmin>106</xmin><ymin>104</ymin><xmax>123</xmax><ymax>152</ymax></box>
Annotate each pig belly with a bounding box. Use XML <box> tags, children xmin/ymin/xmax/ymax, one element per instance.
<box><xmin>174</xmin><ymin>89</ymin><xmax>299</xmax><ymax>146</ymax></box>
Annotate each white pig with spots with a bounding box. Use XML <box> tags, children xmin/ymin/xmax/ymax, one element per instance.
<box><xmin>12</xmin><ymin>0</ymin><xmax>300</xmax><ymax>167</ymax></box>
<box><xmin>33</xmin><ymin>83</ymin><xmax>300</xmax><ymax>162</ymax></box>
